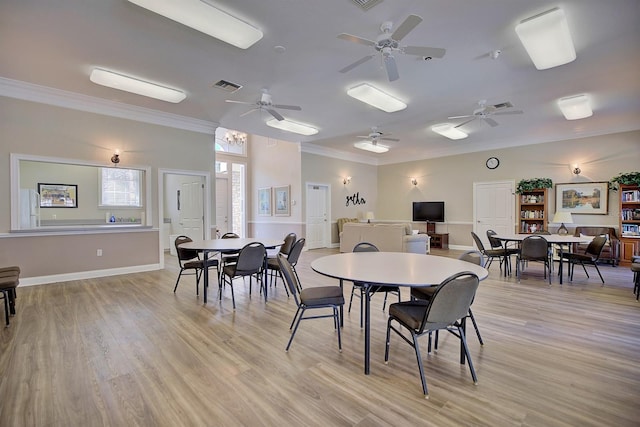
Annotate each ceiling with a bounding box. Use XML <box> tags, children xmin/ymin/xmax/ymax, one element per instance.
<box><xmin>1</xmin><ymin>0</ymin><xmax>639</xmax><ymax>165</ymax></box>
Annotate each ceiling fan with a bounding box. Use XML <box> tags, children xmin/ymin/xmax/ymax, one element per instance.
<box><xmin>337</xmin><ymin>14</ymin><xmax>446</xmax><ymax>82</ymax></box>
<box><xmin>448</xmin><ymin>100</ymin><xmax>524</xmax><ymax>128</ymax></box>
<box><xmin>357</xmin><ymin>127</ymin><xmax>399</xmax><ymax>143</ymax></box>
<box><xmin>225</xmin><ymin>89</ymin><xmax>301</xmax><ymax>121</ymax></box>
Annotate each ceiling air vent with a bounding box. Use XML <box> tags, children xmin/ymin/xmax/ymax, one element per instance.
<box><xmin>351</xmin><ymin>0</ymin><xmax>383</xmax><ymax>11</ymax></box>
<box><xmin>212</xmin><ymin>80</ymin><xmax>243</xmax><ymax>93</ymax></box>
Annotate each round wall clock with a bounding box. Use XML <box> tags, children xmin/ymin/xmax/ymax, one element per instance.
<box><xmin>486</xmin><ymin>157</ymin><xmax>500</xmax><ymax>170</ymax></box>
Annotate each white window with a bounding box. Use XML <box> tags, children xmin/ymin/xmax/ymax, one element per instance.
<box><xmin>100</xmin><ymin>168</ymin><xmax>143</xmax><ymax>207</ymax></box>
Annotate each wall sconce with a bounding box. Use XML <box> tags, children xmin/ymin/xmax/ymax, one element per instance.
<box><xmin>411</xmin><ymin>177</ymin><xmax>418</xmax><ymax>186</ymax></box>
<box><xmin>111</xmin><ymin>152</ymin><xmax>120</xmax><ymax>165</ymax></box>
<box><xmin>343</xmin><ymin>176</ymin><xmax>351</xmax><ymax>185</ymax></box>
<box><xmin>572</xmin><ymin>164</ymin><xmax>581</xmax><ymax>175</ymax></box>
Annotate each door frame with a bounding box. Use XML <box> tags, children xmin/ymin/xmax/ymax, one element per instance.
<box><xmin>305</xmin><ymin>182</ymin><xmax>331</xmax><ymax>249</ymax></box>
<box><xmin>158</xmin><ymin>168</ymin><xmax>211</xmax><ymax>269</ymax></box>
<box><xmin>472</xmin><ymin>180</ymin><xmax>516</xmax><ymax>246</ymax></box>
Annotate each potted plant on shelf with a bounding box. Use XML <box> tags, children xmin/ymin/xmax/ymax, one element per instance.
<box><xmin>515</xmin><ymin>178</ymin><xmax>553</xmax><ymax>194</ymax></box>
<box><xmin>610</xmin><ymin>172</ymin><xmax>640</xmax><ymax>190</ymax></box>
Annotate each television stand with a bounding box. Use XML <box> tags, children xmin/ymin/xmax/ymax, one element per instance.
<box><xmin>426</xmin><ymin>221</ymin><xmax>436</xmax><ymax>234</ymax></box>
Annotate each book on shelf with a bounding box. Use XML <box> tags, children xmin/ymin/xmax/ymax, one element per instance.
<box><xmin>621</xmin><ymin>190</ymin><xmax>640</xmax><ymax>202</ymax></box>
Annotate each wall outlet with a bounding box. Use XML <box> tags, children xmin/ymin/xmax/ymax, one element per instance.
<box><xmin>96</xmin><ymin>249</ymin><xmax>102</xmax><ymax>257</ymax></box>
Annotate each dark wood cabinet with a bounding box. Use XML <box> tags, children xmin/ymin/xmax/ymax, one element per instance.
<box><xmin>428</xmin><ymin>233</ymin><xmax>449</xmax><ymax>250</ymax></box>
<box><xmin>619</xmin><ymin>184</ymin><xmax>640</xmax><ymax>266</ymax></box>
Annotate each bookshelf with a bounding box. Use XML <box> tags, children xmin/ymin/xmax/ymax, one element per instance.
<box><xmin>619</xmin><ymin>184</ymin><xmax>640</xmax><ymax>266</ymax></box>
<box><xmin>517</xmin><ymin>188</ymin><xmax>548</xmax><ymax>233</ymax></box>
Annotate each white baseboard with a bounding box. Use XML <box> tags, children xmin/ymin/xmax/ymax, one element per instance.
<box><xmin>19</xmin><ymin>264</ymin><xmax>161</xmax><ymax>287</ymax></box>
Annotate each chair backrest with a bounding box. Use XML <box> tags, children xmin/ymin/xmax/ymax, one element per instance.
<box><xmin>353</xmin><ymin>242</ymin><xmax>379</xmax><ymax>253</ymax></box>
<box><xmin>175</xmin><ymin>235</ymin><xmax>199</xmax><ymax>264</ymax></box>
<box><xmin>279</xmin><ymin>233</ymin><xmax>297</xmax><ymax>255</ymax></box>
<box><xmin>277</xmin><ymin>253</ymin><xmax>302</xmax><ymax>306</ymax></box>
<box><xmin>235</xmin><ymin>242</ymin><xmax>266</xmax><ymax>274</ymax></box>
<box><xmin>470</xmin><ymin>231</ymin><xmax>487</xmax><ymax>252</ymax></box>
<box><xmin>458</xmin><ymin>250</ymin><xmax>485</xmax><ymax>267</ymax></box>
<box><xmin>486</xmin><ymin>230</ymin><xmax>503</xmax><ymax>249</ymax></box>
<box><xmin>585</xmin><ymin>235</ymin><xmax>607</xmax><ymax>259</ymax></box>
<box><xmin>286</xmin><ymin>238</ymin><xmax>306</xmax><ymax>266</ymax></box>
<box><xmin>221</xmin><ymin>232</ymin><xmax>240</xmax><ymax>239</ymax></box>
<box><xmin>419</xmin><ymin>272</ymin><xmax>480</xmax><ymax>333</ymax></box>
<box><xmin>520</xmin><ymin>235</ymin><xmax>548</xmax><ymax>260</ymax></box>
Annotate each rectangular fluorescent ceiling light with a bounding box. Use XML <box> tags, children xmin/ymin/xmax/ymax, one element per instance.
<box><xmin>266</xmin><ymin>119</ymin><xmax>318</xmax><ymax>136</ymax></box>
<box><xmin>346</xmin><ymin>83</ymin><xmax>407</xmax><ymax>113</ymax></box>
<box><xmin>354</xmin><ymin>141</ymin><xmax>389</xmax><ymax>153</ymax></box>
<box><xmin>515</xmin><ymin>7</ymin><xmax>576</xmax><ymax>70</ymax></box>
<box><xmin>90</xmin><ymin>68</ymin><xmax>186</xmax><ymax>103</ymax></box>
<box><xmin>431</xmin><ymin>123</ymin><xmax>468</xmax><ymax>140</ymax></box>
<box><xmin>558</xmin><ymin>94</ymin><xmax>592</xmax><ymax>120</ymax></box>
<box><xmin>127</xmin><ymin>0</ymin><xmax>263</xmax><ymax>49</ymax></box>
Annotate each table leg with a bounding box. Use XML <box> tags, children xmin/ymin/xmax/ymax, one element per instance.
<box><xmin>263</xmin><ymin>256</ymin><xmax>268</xmax><ymax>302</ymax></box>
<box><xmin>339</xmin><ymin>279</ymin><xmax>344</xmax><ymax>327</ymax></box>
<box><xmin>364</xmin><ymin>284</ymin><xmax>371</xmax><ymax>375</ymax></box>
<box><xmin>558</xmin><ymin>245</ymin><xmax>564</xmax><ymax>285</ymax></box>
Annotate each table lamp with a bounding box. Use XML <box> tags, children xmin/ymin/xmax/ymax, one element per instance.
<box><xmin>552</xmin><ymin>211</ymin><xmax>573</xmax><ymax>235</ymax></box>
<box><xmin>365</xmin><ymin>211</ymin><xmax>375</xmax><ymax>224</ymax></box>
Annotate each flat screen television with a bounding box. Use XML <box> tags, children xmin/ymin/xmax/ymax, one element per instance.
<box><xmin>412</xmin><ymin>201</ymin><xmax>445</xmax><ymax>222</ymax></box>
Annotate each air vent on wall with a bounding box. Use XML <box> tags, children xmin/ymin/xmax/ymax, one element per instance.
<box><xmin>212</xmin><ymin>80</ymin><xmax>243</xmax><ymax>93</ymax></box>
<box><xmin>350</xmin><ymin>0</ymin><xmax>383</xmax><ymax>11</ymax></box>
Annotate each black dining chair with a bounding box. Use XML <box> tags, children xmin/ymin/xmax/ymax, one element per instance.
<box><xmin>173</xmin><ymin>235</ymin><xmax>219</xmax><ymax>296</ymax></box>
<box><xmin>471</xmin><ymin>231</ymin><xmax>509</xmax><ymax>275</ymax></box>
<box><xmin>561</xmin><ymin>235</ymin><xmax>607</xmax><ymax>284</ymax></box>
<box><xmin>516</xmin><ymin>235</ymin><xmax>551</xmax><ymax>284</ymax></box>
<box><xmin>219</xmin><ymin>242</ymin><xmax>266</xmax><ymax>309</ymax></box>
<box><xmin>486</xmin><ymin>229</ymin><xmax>519</xmax><ymax>275</ymax></box>
<box><xmin>385</xmin><ymin>271</ymin><xmax>480</xmax><ymax>398</ymax></box>
<box><xmin>348</xmin><ymin>242</ymin><xmax>401</xmax><ymax>328</ymax></box>
<box><xmin>278</xmin><ymin>253</ymin><xmax>344</xmax><ymax>352</ymax></box>
<box><xmin>267</xmin><ymin>237</ymin><xmax>305</xmax><ymax>294</ymax></box>
<box><xmin>0</xmin><ymin>266</ymin><xmax>20</xmax><ymax>327</ymax></box>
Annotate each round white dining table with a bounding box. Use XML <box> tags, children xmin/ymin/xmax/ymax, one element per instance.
<box><xmin>180</xmin><ymin>238</ymin><xmax>283</xmax><ymax>303</ymax></box>
<box><xmin>311</xmin><ymin>252</ymin><xmax>488</xmax><ymax>375</ymax></box>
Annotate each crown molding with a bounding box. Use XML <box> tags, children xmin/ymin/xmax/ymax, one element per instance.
<box><xmin>0</xmin><ymin>77</ymin><xmax>218</xmax><ymax>134</ymax></box>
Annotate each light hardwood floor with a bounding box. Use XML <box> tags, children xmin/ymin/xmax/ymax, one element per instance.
<box><xmin>1</xmin><ymin>248</ymin><xmax>639</xmax><ymax>426</ymax></box>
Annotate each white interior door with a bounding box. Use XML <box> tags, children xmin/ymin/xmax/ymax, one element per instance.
<box><xmin>216</xmin><ymin>177</ymin><xmax>230</xmax><ymax>236</ymax></box>
<box><xmin>306</xmin><ymin>184</ymin><xmax>329</xmax><ymax>249</ymax></box>
<box><xmin>180</xmin><ymin>180</ymin><xmax>204</xmax><ymax>239</ymax></box>
<box><xmin>473</xmin><ymin>181</ymin><xmax>515</xmax><ymax>247</ymax></box>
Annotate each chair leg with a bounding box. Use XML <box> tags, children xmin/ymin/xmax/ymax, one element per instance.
<box><xmin>412</xmin><ymin>331</ymin><xmax>429</xmax><ymax>397</ymax></box>
<box><xmin>348</xmin><ymin>287</ymin><xmax>356</xmax><ymax>313</ymax></box>
<box><xmin>384</xmin><ymin>317</ymin><xmax>393</xmax><ymax>362</ymax></box>
<box><xmin>173</xmin><ymin>270</ymin><xmax>184</xmax><ymax>292</ymax></box>
<box><xmin>286</xmin><ymin>307</ymin><xmax>306</xmax><ymax>351</ymax></box>
<box><xmin>468</xmin><ymin>308</ymin><xmax>483</xmax><ymax>345</ymax></box>
<box><xmin>334</xmin><ymin>306</ymin><xmax>342</xmax><ymax>351</ymax></box>
<box><xmin>593</xmin><ymin>263</ymin><xmax>604</xmax><ymax>284</ymax></box>
<box><xmin>458</xmin><ymin>325</ymin><xmax>478</xmax><ymax>384</ymax></box>
<box><xmin>2</xmin><ymin>290</ymin><xmax>9</xmax><ymax>327</ymax></box>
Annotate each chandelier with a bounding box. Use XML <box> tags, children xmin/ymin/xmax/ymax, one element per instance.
<box><xmin>224</xmin><ymin>130</ymin><xmax>247</xmax><ymax>145</ymax></box>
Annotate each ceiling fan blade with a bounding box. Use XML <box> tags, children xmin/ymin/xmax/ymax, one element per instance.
<box><xmin>454</xmin><ymin>118</ymin><xmax>476</xmax><ymax>128</ymax></box>
<box><xmin>225</xmin><ymin>99</ymin><xmax>254</xmax><ymax>105</ymax></box>
<box><xmin>380</xmin><ymin>137</ymin><xmax>400</xmax><ymax>142</ymax></box>
<box><xmin>391</xmin><ymin>14</ymin><xmax>422</xmax><ymax>41</ymax></box>
<box><xmin>494</xmin><ymin>110</ymin><xmax>524</xmax><ymax>116</ymax></box>
<box><xmin>266</xmin><ymin>108</ymin><xmax>285</xmax><ymax>121</ymax></box>
<box><xmin>339</xmin><ymin>54</ymin><xmax>375</xmax><ymax>73</ymax></box>
<box><xmin>484</xmin><ymin>118</ymin><xmax>499</xmax><ymax>127</ymax></box>
<box><xmin>448</xmin><ymin>114</ymin><xmax>474</xmax><ymax>119</ymax></box>
<box><xmin>272</xmin><ymin>104</ymin><xmax>302</xmax><ymax>111</ymax></box>
<box><xmin>384</xmin><ymin>55</ymin><xmax>399</xmax><ymax>81</ymax></box>
<box><xmin>239</xmin><ymin>108</ymin><xmax>259</xmax><ymax>117</ymax></box>
<box><xmin>403</xmin><ymin>46</ymin><xmax>446</xmax><ymax>58</ymax></box>
<box><xmin>337</xmin><ymin>33</ymin><xmax>376</xmax><ymax>47</ymax></box>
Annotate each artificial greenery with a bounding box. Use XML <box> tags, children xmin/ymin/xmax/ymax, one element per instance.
<box><xmin>610</xmin><ymin>172</ymin><xmax>640</xmax><ymax>189</ymax></box>
<box><xmin>516</xmin><ymin>178</ymin><xmax>553</xmax><ymax>194</ymax></box>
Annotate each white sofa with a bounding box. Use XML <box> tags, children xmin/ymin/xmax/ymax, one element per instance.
<box><xmin>339</xmin><ymin>222</ymin><xmax>430</xmax><ymax>254</ymax></box>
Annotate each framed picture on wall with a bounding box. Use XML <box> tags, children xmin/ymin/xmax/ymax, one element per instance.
<box><xmin>258</xmin><ymin>187</ymin><xmax>272</xmax><ymax>216</ymax></box>
<box><xmin>38</xmin><ymin>183</ymin><xmax>78</xmax><ymax>208</ymax></box>
<box><xmin>274</xmin><ymin>185</ymin><xmax>290</xmax><ymax>216</ymax></box>
<box><xmin>555</xmin><ymin>182</ymin><xmax>609</xmax><ymax>215</ymax></box>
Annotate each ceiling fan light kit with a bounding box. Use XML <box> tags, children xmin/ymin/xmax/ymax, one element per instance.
<box><xmin>558</xmin><ymin>94</ymin><xmax>593</xmax><ymax>120</ymax></box>
<box><xmin>346</xmin><ymin>83</ymin><xmax>406</xmax><ymax>113</ymax></box>
<box><xmin>266</xmin><ymin>118</ymin><xmax>318</xmax><ymax>136</ymax></box>
<box><xmin>354</xmin><ymin>141</ymin><xmax>389</xmax><ymax>153</ymax></box>
<box><xmin>515</xmin><ymin>7</ymin><xmax>576</xmax><ymax>70</ymax></box>
<box><xmin>431</xmin><ymin>123</ymin><xmax>468</xmax><ymax>140</ymax></box>
<box><xmin>89</xmin><ymin>68</ymin><xmax>186</xmax><ymax>103</ymax></box>
<box><xmin>126</xmin><ymin>0</ymin><xmax>263</xmax><ymax>49</ymax></box>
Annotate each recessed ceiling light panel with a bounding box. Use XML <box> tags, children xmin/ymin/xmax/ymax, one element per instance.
<box><xmin>127</xmin><ymin>0</ymin><xmax>263</xmax><ymax>49</ymax></box>
<box><xmin>515</xmin><ymin>7</ymin><xmax>576</xmax><ymax>70</ymax></box>
<box><xmin>266</xmin><ymin>118</ymin><xmax>318</xmax><ymax>136</ymax></box>
<box><xmin>558</xmin><ymin>94</ymin><xmax>593</xmax><ymax>120</ymax></box>
<box><xmin>346</xmin><ymin>83</ymin><xmax>407</xmax><ymax>113</ymax></box>
<box><xmin>89</xmin><ymin>68</ymin><xmax>186</xmax><ymax>103</ymax></box>
<box><xmin>431</xmin><ymin>123</ymin><xmax>468</xmax><ymax>140</ymax></box>
<box><xmin>354</xmin><ymin>141</ymin><xmax>389</xmax><ymax>153</ymax></box>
